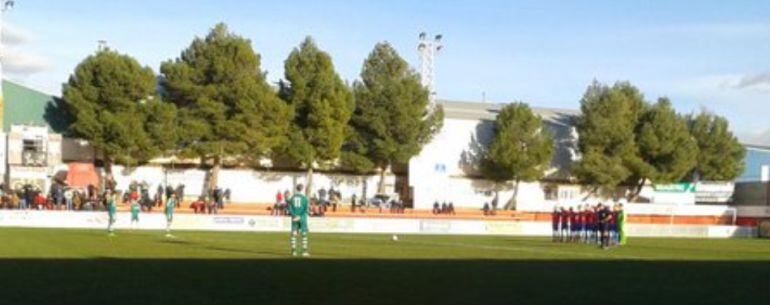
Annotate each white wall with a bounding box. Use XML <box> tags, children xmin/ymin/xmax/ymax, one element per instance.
<box><xmin>106</xmin><ymin>165</ymin><xmax>392</xmax><ymax>203</ymax></box>
<box><xmin>0</xmin><ymin>210</ymin><xmax>755</xmax><ymax>238</ymax></box>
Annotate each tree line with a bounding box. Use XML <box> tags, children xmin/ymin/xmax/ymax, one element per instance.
<box><xmin>61</xmin><ymin>23</ymin><xmax>443</xmax><ymax>194</ymax></box>
<box><xmin>61</xmin><ymin>23</ymin><xmax>745</xmax><ymax>203</ymax></box>
<box><xmin>480</xmin><ymin>81</ymin><xmax>745</xmax><ymax>206</ymax></box>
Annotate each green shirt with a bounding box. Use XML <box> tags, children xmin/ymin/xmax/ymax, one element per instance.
<box><xmin>130</xmin><ymin>203</ymin><xmax>140</xmax><ymax>217</ymax></box>
<box><xmin>287</xmin><ymin>194</ymin><xmax>309</xmax><ymax>220</ymax></box>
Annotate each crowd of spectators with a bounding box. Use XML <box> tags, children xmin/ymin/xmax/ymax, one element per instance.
<box><xmin>0</xmin><ymin>180</ymin><xmax>232</xmax><ymax>215</ymax></box>
<box><xmin>432</xmin><ymin>201</ymin><xmax>455</xmax><ymax>215</ymax></box>
<box><xmin>271</xmin><ymin>187</ymin><xmax>406</xmax><ymax>217</ymax></box>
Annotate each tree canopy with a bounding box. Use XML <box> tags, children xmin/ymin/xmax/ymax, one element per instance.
<box><xmin>481</xmin><ymin>102</ymin><xmax>553</xmax><ymax>209</ymax></box>
<box><xmin>160</xmin><ymin>23</ymin><xmax>291</xmax><ymax>190</ymax></box>
<box><xmin>636</xmin><ymin>98</ymin><xmax>698</xmax><ymax>183</ymax></box>
<box><xmin>62</xmin><ymin>49</ymin><xmax>171</xmax><ymax>179</ymax></box>
<box><xmin>687</xmin><ymin>111</ymin><xmax>746</xmax><ymax>181</ymax></box>
<box><xmin>278</xmin><ymin>36</ymin><xmax>354</xmax><ymax>193</ymax></box>
<box><xmin>349</xmin><ymin>42</ymin><xmax>443</xmax><ymax>192</ymax></box>
<box><xmin>572</xmin><ymin>81</ymin><xmax>646</xmax><ymax>195</ymax></box>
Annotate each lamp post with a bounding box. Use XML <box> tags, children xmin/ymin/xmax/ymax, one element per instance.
<box><xmin>0</xmin><ymin>0</ymin><xmax>14</xmax><ymax>130</ymax></box>
<box><xmin>418</xmin><ymin>31</ymin><xmax>442</xmax><ymax>110</ymax></box>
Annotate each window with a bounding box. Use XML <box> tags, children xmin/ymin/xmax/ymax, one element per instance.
<box><xmin>22</xmin><ymin>137</ymin><xmax>46</xmax><ymax>166</ymax></box>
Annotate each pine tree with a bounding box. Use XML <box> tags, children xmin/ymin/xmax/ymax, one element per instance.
<box><xmin>278</xmin><ymin>37</ymin><xmax>354</xmax><ymax>195</ymax></box>
<box><xmin>350</xmin><ymin>42</ymin><xmax>443</xmax><ymax>193</ymax></box>
<box><xmin>687</xmin><ymin>111</ymin><xmax>746</xmax><ymax>181</ymax></box>
<box><xmin>572</xmin><ymin>81</ymin><xmax>646</xmax><ymax>197</ymax></box>
<box><xmin>62</xmin><ymin>48</ymin><xmax>165</xmax><ymax>187</ymax></box>
<box><xmin>481</xmin><ymin>102</ymin><xmax>553</xmax><ymax>210</ymax></box>
<box><xmin>636</xmin><ymin>98</ymin><xmax>698</xmax><ymax>184</ymax></box>
<box><xmin>160</xmin><ymin>23</ymin><xmax>291</xmax><ymax>192</ymax></box>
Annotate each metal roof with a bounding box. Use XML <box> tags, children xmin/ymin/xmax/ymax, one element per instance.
<box><xmin>3</xmin><ymin>80</ymin><xmax>68</xmax><ymax>133</ymax></box>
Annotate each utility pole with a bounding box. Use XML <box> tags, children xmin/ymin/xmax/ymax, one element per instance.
<box><xmin>418</xmin><ymin>31</ymin><xmax>442</xmax><ymax>110</ymax></box>
<box><xmin>0</xmin><ymin>0</ymin><xmax>14</xmax><ymax>130</ymax></box>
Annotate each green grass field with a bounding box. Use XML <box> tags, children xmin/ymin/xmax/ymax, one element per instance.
<box><xmin>1</xmin><ymin>228</ymin><xmax>769</xmax><ymax>305</ymax></box>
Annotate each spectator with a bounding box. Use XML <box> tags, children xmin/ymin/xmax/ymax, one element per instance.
<box><xmin>274</xmin><ymin>190</ymin><xmax>284</xmax><ymax>216</ymax></box>
<box><xmin>10</xmin><ymin>192</ymin><xmax>19</xmax><ymax>210</ymax></box>
<box><xmin>483</xmin><ymin>202</ymin><xmax>490</xmax><ymax>216</ymax></box>
<box><xmin>448</xmin><ymin>202</ymin><xmax>455</xmax><ymax>215</ymax></box>
<box><xmin>73</xmin><ymin>191</ymin><xmax>83</xmax><ymax>211</ymax></box>
<box><xmin>18</xmin><ymin>188</ymin><xmax>27</xmax><ymax>210</ymax></box>
<box><xmin>190</xmin><ymin>197</ymin><xmax>206</xmax><ymax>214</ymax></box>
<box><xmin>351</xmin><ymin>194</ymin><xmax>357</xmax><ymax>213</ymax></box>
<box><xmin>154</xmin><ymin>188</ymin><xmax>163</xmax><ymax>208</ymax></box>
<box><xmin>34</xmin><ymin>192</ymin><xmax>46</xmax><ymax>210</ymax></box>
<box><xmin>64</xmin><ymin>187</ymin><xmax>73</xmax><ymax>211</ymax></box>
<box><xmin>165</xmin><ymin>185</ymin><xmax>174</xmax><ymax>202</ymax></box>
<box><xmin>330</xmin><ymin>192</ymin><xmax>339</xmax><ymax>212</ymax></box>
<box><xmin>224</xmin><ymin>188</ymin><xmax>231</xmax><ymax>203</ymax></box>
<box><xmin>432</xmin><ymin>201</ymin><xmax>440</xmax><ymax>215</ymax></box>
<box><xmin>206</xmin><ymin>195</ymin><xmax>218</xmax><ymax>214</ymax></box>
<box><xmin>213</xmin><ymin>187</ymin><xmax>224</xmax><ymax>210</ymax></box>
<box><xmin>441</xmin><ymin>202</ymin><xmax>448</xmax><ymax>214</ymax></box>
<box><xmin>176</xmin><ymin>184</ymin><xmax>185</xmax><ymax>207</ymax></box>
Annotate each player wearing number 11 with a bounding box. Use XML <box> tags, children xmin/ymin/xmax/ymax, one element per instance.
<box><xmin>288</xmin><ymin>184</ymin><xmax>310</xmax><ymax>257</ymax></box>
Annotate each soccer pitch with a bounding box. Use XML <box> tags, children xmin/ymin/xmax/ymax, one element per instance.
<box><xmin>1</xmin><ymin>228</ymin><xmax>769</xmax><ymax>305</ymax></box>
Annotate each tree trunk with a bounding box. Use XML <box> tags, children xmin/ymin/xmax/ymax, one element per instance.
<box><xmin>377</xmin><ymin>164</ymin><xmax>388</xmax><ymax>194</ymax></box>
<box><xmin>103</xmin><ymin>155</ymin><xmax>115</xmax><ymax>192</ymax></box>
<box><xmin>207</xmin><ymin>156</ymin><xmax>221</xmax><ymax>195</ymax></box>
<box><xmin>627</xmin><ymin>178</ymin><xmax>646</xmax><ymax>202</ymax></box>
<box><xmin>305</xmin><ymin>166</ymin><xmax>314</xmax><ymax>197</ymax></box>
<box><xmin>504</xmin><ymin>180</ymin><xmax>520</xmax><ymax>210</ymax></box>
<box><xmin>582</xmin><ymin>186</ymin><xmax>599</xmax><ymax>201</ymax></box>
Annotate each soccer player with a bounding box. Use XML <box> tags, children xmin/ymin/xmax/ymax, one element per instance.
<box><xmin>164</xmin><ymin>193</ymin><xmax>177</xmax><ymax>238</ymax></box>
<box><xmin>559</xmin><ymin>207</ymin><xmax>569</xmax><ymax>242</ymax></box>
<box><xmin>106</xmin><ymin>190</ymin><xmax>117</xmax><ymax>236</ymax></box>
<box><xmin>584</xmin><ymin>204</ymin><xmax>595</xmax><ymax>244</ymax></box>
<box><xmin>551</xmin><ymin>206</ymin><xmax>560</xmax><ymax>242</ymax></box>
<box><xmin>598</xmin><ymin>204</ymin><xmax>611</xmax><ymax>249</ymax></box>
<box><xmin>130</xmin><ymin>198</ymin><xmax>140</xmax><ymax>230</ymax></box>
<box><xmin>618</xmin><ymin>203</ymin><xmax>627</xmax><ymax>246</ymax></box>
<box><xmin>568</xmin><ymin>207</ymin><xmax>578</xmax><ymax>242</ymax></box>
<box><xmin>288</xmin><ymin>184</ymin><xmax>310</xmax><ymax>257</ymax></box>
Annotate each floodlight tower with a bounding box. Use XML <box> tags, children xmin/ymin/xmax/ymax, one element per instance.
<box><xmin>0</xmin><ymin>0</ymin><xmax>14</xmax><ymax>129</ymax></box>
<box><xmin>418</xmin><ymin>32</ymin><xmax>442</xmax><ymax>110</ymax></box>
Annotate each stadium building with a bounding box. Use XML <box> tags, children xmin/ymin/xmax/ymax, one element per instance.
<box><xmin>0</xmin><ymin>80</ymin><xmax>768</xmax><ymax>214</ymax></box>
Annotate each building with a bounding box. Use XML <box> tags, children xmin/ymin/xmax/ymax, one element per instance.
<box><xmin>0</xmin><ymin>80</ymin><xmax>67</xmax><ymax>193</ymax></box>
<box><xmin>408</xmin><ymin>100</ymin><xmax>584</xmax><ymax>210</ymax></box>
<box><xmin>733</xmin><ymin>145</ymin><xmax>770</xmax><ymax>206</ymax></box>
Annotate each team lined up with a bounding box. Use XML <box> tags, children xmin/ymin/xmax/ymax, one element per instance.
<box><xmin>552</xmin><ymin>202</ymin><xmax>627</xmax><ymax>249</ymax></box>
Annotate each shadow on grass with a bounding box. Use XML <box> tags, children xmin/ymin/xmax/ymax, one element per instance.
<box><xmin>0</xmin><ymin>259</ymin><xmax>768</xmax><ymax>305</ymax></box>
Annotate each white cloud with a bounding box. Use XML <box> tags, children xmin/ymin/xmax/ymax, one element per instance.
<box><xmin>2</xmin><ymin>22</ymin><xmax>32</xmax><ymax>46</ymax></box>
<box><xmin>3</xmin><ymin>50</ymin><xmax>52</xmax><ymax>75</ymax></box>
<box><xmin>738</xmin><ymin>129</ymin><xmax>770</xmax><ymax>146</ymax></box>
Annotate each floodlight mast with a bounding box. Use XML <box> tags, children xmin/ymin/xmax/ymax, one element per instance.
<box><xmin>418</xmin><ymin>31</ymin><xmax>442</xmax><ymax>111</ymax></box>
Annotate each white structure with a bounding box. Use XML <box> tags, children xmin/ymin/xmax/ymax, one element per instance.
<box><xmin>5</xmin><ymin>124</ymin><xmax>62</xmax><ymax>192</ymax></box>
<box><xmin>408</xmin><ymin>100</ymin><xmax>586</xmax><ymax>210</ymax></box>
<box><xmin>418</xmin><ymin>32</ymin><xmax>442</xmax><ymax>109</ymax></box>
<box><xmin>0</xmin><ymin>210</ymin><xmax>755</xmax><ymax>238</ymax></box>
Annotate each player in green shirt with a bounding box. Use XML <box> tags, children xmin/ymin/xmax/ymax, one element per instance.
<box><xmin>287</xmin><ymin>184</ymin><xmax>310</xmax><ymax>257</ymax></box>
<box><xmin>165</xmin><ymin>193</ymin><xmax>176</xmax><ymax>238</ymax></box>
<box><xmin>618</xmin><ymin>203</ymin><xmax>627</xmax><ymax>246</ymax></box>
<box><xmin>106</xmin><ymin>190</ymin><xmax>117</xmax><ymax>236</ymax></box>
<box><xmin>130</xmin><ymin>199</ymin><xmax>140</xmax><ymax>230</ymax></box>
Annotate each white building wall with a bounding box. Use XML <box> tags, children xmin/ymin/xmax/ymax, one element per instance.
<box><xmin>409</xmin><ymin>118</ymin><xmax>547</xmax><ymax>209</ymax></box>
<box><xmin>105</xmin><ymin>165</ymin><xmax>391</xmax><ymax>203</ymax></box>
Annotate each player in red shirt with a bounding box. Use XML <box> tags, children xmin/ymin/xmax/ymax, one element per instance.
<box><xmin>551</xmin><ymin>207</ymin><xmax>560</xmax><ymax>242</ymax></box>
<box><xmin>568</xmin><ymin>207</ymin><xmax>579</xmax><ymax>242</ymax></box>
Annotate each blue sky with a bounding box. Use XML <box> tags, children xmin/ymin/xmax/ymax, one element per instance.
<box><xmin>4</xmin><ymin>0</ymin><xmax>770</xmax><ymax>143</ymax></box>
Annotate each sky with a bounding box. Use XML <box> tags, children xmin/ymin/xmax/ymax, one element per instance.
<box><xmin>4</xmin><ymin>0</ymin><xmax>770</xmax><ymax>144</ymax></box>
